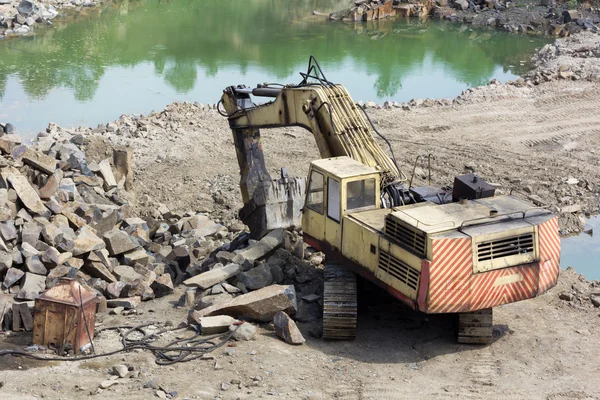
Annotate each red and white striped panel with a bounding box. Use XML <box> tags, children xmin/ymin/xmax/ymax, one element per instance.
<box><xmin>427</xmin><ymin>237</ymin><xmax>473</xmax><ymax>313</ymax></box>
<box><xmin>537</xmin><ymin>217</ymin><xmax>561</xmax><ymax>294</ymax></box>
<box><xmin>427</xmin><ymin>238</ymin><xmax>541</xmax><ymax>314</ymax></box>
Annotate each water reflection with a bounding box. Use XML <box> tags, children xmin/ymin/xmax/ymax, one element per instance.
<box><xmin>0</xmin><ymin>0</ymin><xmax>548</xmax><ymax>133</ymax></box>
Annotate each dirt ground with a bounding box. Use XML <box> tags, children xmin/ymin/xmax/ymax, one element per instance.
<box><xmin>0</xmin><ymin>268</ymin><xmax>599</xmax><ymax>400</ymax></box>
<box><xmin>1</xmin><ymin>31</ymin><xmax>600</xmax><ymax>400</ymax></box>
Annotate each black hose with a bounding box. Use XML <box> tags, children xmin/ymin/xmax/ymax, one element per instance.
<box><xmin>0</xmin><ymin>322</ymin><xmax>238</xmax><ymax>366</ymax></box>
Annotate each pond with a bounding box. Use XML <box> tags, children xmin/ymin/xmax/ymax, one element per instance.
<box><xmin>561</xmin><ymin>217</ymin><xmax>600</xmax><ymax>281</ymax></box>
<box><xmin>0</xmin><ymin>0</ymin><xmax>549</xmax><ymax>136</ymax></box>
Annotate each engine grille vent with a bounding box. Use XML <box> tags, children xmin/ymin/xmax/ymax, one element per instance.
<box><xmin>384</xmin><ymin>215</ymin><xmax>426</xmax><ymax>257</ymax></box>
<box><xmin>378</xmin><ymin>250</ymin><xmax>420</xmax><ymax>291</ymax></box>
<box><xmin>477</xmin><ymin>233</ymin><xmax>534</xmax><ymax>262</ymax></box>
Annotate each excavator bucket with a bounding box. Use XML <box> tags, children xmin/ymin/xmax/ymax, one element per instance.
<box><xmin>239</xmin><ymin>175</ymin><xmax>305</xmax><ymax>240</ymax></box>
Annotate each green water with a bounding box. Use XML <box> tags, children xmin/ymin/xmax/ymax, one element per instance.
<box><xmin>0</xmin><ymin>0</ymin><xmax>548</xmax><ymax>135</ymax></box>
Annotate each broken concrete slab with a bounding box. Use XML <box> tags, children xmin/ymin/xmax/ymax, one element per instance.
<box><xmin>72</xmin><ymin>226</ymin><xmax>105</xmax><ymax>256</ymax></box>
<box><xmin>22</xmin><ymin>147</ymin><xmax>57</xmax><ymax>175</ymax></box>
<box><xmin>197</xmin><ymin>315</ymin><xmax>239</xmax><ymax>334</ymax></box>
<box><xmin>16</xmin><ymin>272</ymin><xmax>46</xmax><ymax>300</ymax></box>
<box><xmin>191</xmin><ymin>284</ymin><xmax>297</xmax><ymax>322</ymax></box>
<box><xmin>3</xmin><ymin>170</ymin><xmax>49</xmax><ymax>217</ymax></box>
<box><xmin>183</xmin><ymin>263</ymin><xmax>240</xmax><ymax>289</ymax></box>
<box><xmin>233</xmin><ymin>229</ymin><xmax>284</xmax><ymax>265</ymax></box>
<box><xmin>273</xmin><ymin>311</ymin><xmax>305</xmax><ymax>345</ymax></box>
<box><xmin>103</xmin><ymin>229</ymin><xmax>138</xmax><ymax>255</ymax></box>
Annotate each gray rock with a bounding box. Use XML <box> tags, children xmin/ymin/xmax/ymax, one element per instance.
<box><xmin>269</xmin><ymin>264</ymin><xmax>284</xmax><ymax>284</ymax></box>
<box><xmin>0</xmin><ymin>220</ymin><xmax>17</xmax><ymax>241</ymax></box>
<box><xmin>198</xmin><ymin>315</ymin><xmax>238</xmax><ymax>334</ymax></box>
<box><xmin>22</xmin><ymin>147</ymin><xmax>56</xmax><ymax>175</ymax></box>
<box><xmin>112</xmin><ymin>365</ymin><xmax>129</xmax><ymax>379</ymax></box>
<box><xmin>233</xmin><ymin>229</ymin><xmax>283</xmax><ymax>264</ymax></box>
<box><xmin>113</xmin><ymin>265</ymin><xmax>142</xmax><ymax>283</ymax></box>
<box><xmin>84</xmin><ymin>261</ymin><xmax>117</xmax><ymax>283</ymax></box>
<box><xmin>239</xmin><ymin>264</ymin><xmax>273</xmax><ymax>290</ymax></box>
<box><xmin>25</xmin><ymin>256</ymin><xmax>47</xmax><ymax>275</ymax></box>
<box><xmin>2</xmin><ymin>170</ymin><xmax>49</xmax><ymax>217</ymax></box>
<box><xmin>103</xmin><ymin>229</ymin><xmax>138</xmax><ymax>256</ymax></box>
<box><xmin>123</xmin><ymin>248</ymin><xmax>149</xmax><ymax>266</ymax></box>
<box><xmin>106</xmin><ymin>297</ymin><xmax>140</xmax><ymax>309</ymax></box>
<box><xmin>39</xmin><ymin>170</ymin><xmax>63</xmax><ymax>200</ymax></box>
<box><xmin>150</xmin><ymin>274</ymin><xmax>174</xmax><ymax>298</ymax></box>
<box><xmin>98</xmin><ymin>159</ymin><xmax>117</xmax><ymax>189</ymax></box>
<box><xmin>230</xmin><ymin>322</ymin><xmax>257</xmax><ymax>341</ymax></box>
<box><xmin>3</xmin><ymin>267</ymin><xmax>25</xmax><ymax>288</ymax></box>
<box><xmin>559</xmin><ymin>292</ymin><xmax>574</xmax><ymax>301</ymax></box>
<box><xmin>191</xmin><ymin>284</ymin><xmax>297</xmax><ymax>322</ymax></box>
<box><xmin>106</xmin><ymin>281</ymin><xmax>130</xmax><ymax>299</ymax></box>
<box><xmin>591</xmin><ymin>295</ymin><xmax>600</xmax><ymax>308</ymax></box>
<box><xmin>183</xmin><ymin>263</ymin><xmax>240</xmax><ymax>289</ymax></box>
<box><xmin>273</xmin><ymin>311</ymin><xmax>305</xmax><ymax>345</ymax></box>
<box><xmin>42</xmin><ymin>223</ymin><xmax>63</xmax><ymax>247</ymax></box>
<box><xmin>22</xmin><ymin>223</ymin><xmax>42</xmax><ymax>246</ymax></box>
<box><xmin>0</xmin><ymin>250</ymin><xmax>12</xmax><ymax>272</ymax></box>
<box><xmin>72</xmin><ymin>226</ymin><xmax>105</xmax><ymax>256</ymax></box>
<box><xmin>16</xmin><ymin>272</ymin><xmax>46</xmax><ymax>300</ymax></box>
<box><xmin>453</xmin><ymin>0</ymin><xmax>469</xmax><ymax>10</ymax></box>
<box><xmin>196</xmin><ymin>293</ymin><xmax>233</xmax><ymax>310</ymax></box>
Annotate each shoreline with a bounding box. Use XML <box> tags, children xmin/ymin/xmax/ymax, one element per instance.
<box><xmin>0</xmin><ymin>0</ymin><xmax>106</xmax><ymax>38</ymax></box>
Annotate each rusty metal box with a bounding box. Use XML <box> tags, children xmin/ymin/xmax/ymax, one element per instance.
<box><xmin>33</xmin><ymin>279</ymin><xmax>99</xmax><ymax>354</ymax></box>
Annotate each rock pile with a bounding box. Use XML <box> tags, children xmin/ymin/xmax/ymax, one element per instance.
<box><xmin>0</xmin><ymin>122</ymin><xmax>226</xmax><ymax>330</ymax></box>
<box><xmin>0</xmin><ymin>0</ymin><xmax>58</xmax><ymax>37</ymax></box>
<box><xmin>558</xmin><ymin>267</ymin><xmax>600</xmax><ymax>309</ymax></box>
<box><xmin>0</xmin><ymin>121</ymin><xmax>324</xmax><ymax>339</ymax></box>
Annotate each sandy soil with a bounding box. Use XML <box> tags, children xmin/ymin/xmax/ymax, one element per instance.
<box><xmin>0</xmin><ymin>268</ymin><xmax>599</xmax><ymax>400</ymax></box>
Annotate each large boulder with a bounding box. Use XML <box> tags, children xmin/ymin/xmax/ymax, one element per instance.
<box><xmin>190</xmin><ymin>284</ymin><xmax>297</xmax><ymax>322</ymax></box>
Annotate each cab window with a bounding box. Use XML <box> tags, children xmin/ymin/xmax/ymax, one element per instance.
<box><xmin>327</xmin><ymin>177</ymin><xmax>341</xmax><ymax>222</ymax></box>
<box><xmin>306</xmin><ymin>170</ymin><xmax>324</xmax><ymax>214</ymax></box>
<box><xmin>347</xmin><ymin>179</ymin><xmax>376</xmax><ymax>211</ymax></box>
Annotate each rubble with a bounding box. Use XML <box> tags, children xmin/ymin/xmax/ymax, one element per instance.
<box><xmin>183</xmin><ymin>263</ymin><xmax>240</xmax><ymax>289</ymax></box>
<box><xmin>197</xmin><ymin>315</ymin><xmax>238</xmax><ymax>334</ymax></box>
<box><xmin>273</xmin><ymin>311</ymin><xmax>305</xmax><ymax>345</ymax></box>
<box><xmin>190</xmin><ymin>284</ymin><xmax>298</xmax><ymax>322</ymax></box>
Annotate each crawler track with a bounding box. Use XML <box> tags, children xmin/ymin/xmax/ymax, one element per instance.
<box><xmin>322</xmin><ymin>263</ymin><xmax>357</xmax><ymax>340</ymax></box>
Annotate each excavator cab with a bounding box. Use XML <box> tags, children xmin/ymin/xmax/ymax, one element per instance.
<box><xmin>302</xmin><ymin>157</ymin><xmax>380</xmax><ymax>253</ymax></box>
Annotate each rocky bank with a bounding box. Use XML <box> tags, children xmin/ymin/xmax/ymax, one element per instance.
<box><xmin>0</xmin><ymin>0</ymin><xmax>105</xmax><ymax>37</ymax></box>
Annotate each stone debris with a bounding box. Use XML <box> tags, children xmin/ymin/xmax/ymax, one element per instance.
<box><xmin>273</xmin><ymin>311</ymin><xmax>305</xmax><ymax>345</ymax></box>
<box><xmin>183</xmin><ymin>262</ymin><xmax>240</xmax><ymax>289</ymax></box>
<box><xmin>191</xmin><ymin>284</ymin><xmax>297</xmax><ymax>322</ymax></box>
<box><xmin>198</xmin><ymin>315</ymin><xmax>238</xmax><ymax>334</ymax></box>
<box><xmin>230</xmin><ymin>322</ymin><xmax>257</xmax><ymax>341</ymax></box>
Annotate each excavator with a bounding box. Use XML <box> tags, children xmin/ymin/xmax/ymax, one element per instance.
<box><xmin>219</xmin><ymin>57</ymin><xmax>561</xmax><ymax>343</ymax></box>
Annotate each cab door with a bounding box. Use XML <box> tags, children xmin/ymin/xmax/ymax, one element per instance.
<box><xmin>325</xmin><ymin>176</ymin><xmax>342</xmax><ymax>251</ymax></box>
<box><xmin>302</xmin><ymin>168</ymin><xmax>326</xmax><ymax>242</ymax></box>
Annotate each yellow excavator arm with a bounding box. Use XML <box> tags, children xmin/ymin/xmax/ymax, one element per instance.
<box><xmin>220</xmin><ymin>59</ymin><xmax>409</xmax><ymax>238</ymax></box>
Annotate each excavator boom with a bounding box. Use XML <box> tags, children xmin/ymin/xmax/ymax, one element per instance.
<box><xmin>221</xmin><ymin>60</ymin><xmax>407</xmax><ymax>237</ymax></box>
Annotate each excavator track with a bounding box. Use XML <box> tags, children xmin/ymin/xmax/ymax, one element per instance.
<box><xmin>457</xmin><ymin>308</ymin><xmax>493</xmax><ymax>344</ymax></box>
<box><xmin>322</xmin><ymin>263</ymin><xmax>357</xmax><ymax>340</ymax></box>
